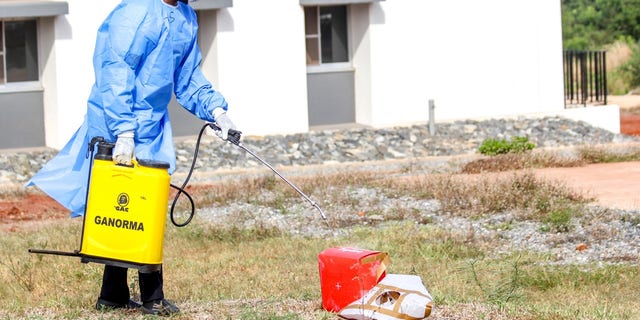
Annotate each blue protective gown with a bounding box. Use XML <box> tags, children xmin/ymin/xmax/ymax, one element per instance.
<box><xmin>25</xmin><ymin>0</ymin><xmax>227</xmax><ymax>217</ymax></box>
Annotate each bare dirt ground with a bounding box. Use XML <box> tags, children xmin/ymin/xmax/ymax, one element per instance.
<box><xmin>575</xmin><ymin>95</ymin><xmax>640</xmax><ymax>210</ymax></box>
<box><xmin>618</xmin><ymin>95</ymin><xmax>640</xmax><ymax>135</ymax></box>
<box><xmin>534</xmin><ymin>161</ymin><xmax>640</xmax><ymax>210</ymax></box>
<box><xmin>0</xmin><ymin>193</ymin><xmax>67</xmax><ymax>229</ymax></box>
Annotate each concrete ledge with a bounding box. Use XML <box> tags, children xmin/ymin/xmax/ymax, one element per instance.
<box><xmin>426</xmin><ymin>105</ymin><xmax>622</xmax><ymax>134</ymax></box>
<box><xmin>190</xmin><ymin>0</ymin><xmax>232</xmax><ymax>10</ymax></box>
<box><xmin>300</xmin><ymin>0</ymin><xmax>383</xmax><ymax>5</ymax></box>
<box><xmin>558</xmin><ymin>105</ymin><xmax>620</xmax><ymax>134</ymax></box>
<box><xmin>494</xmin><ymin>105</ymin><xmax>621</xmax><ymax>134</ymax></box>
<box><xmin>0</xmin><ymin>1</ymin><xmax>68</xmax><ymax>18</ymax></box>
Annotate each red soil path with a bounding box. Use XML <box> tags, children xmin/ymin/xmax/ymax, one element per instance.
<box><xmin>620</xmin><ymin>110</ymin><xmax>640</xmax><ymax>135</ymax></box>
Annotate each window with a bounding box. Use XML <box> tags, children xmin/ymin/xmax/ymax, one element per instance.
<box><xmin>304</xmin><ymin>6</ymin><xmax>348</xmax><ymax>65</ymax></box>
<box><xmin>1</xmin><ymin>19</ymin><xmax>39</xmax><ymax>85</ymax></box>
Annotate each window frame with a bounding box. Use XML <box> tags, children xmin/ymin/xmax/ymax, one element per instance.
<box><xmin>304</xmin><ymin>5</ymin><xmax>353</xmax><ymax>74</ymax></box>
<box><xmin>0</xmin><ymin>18</ymin><xmax>41</xmax><ymax>90</ymax></box>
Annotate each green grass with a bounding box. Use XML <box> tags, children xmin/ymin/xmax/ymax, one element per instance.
<box><xmin>2</xmin><ymin>220</ymin><xmax>640</xmax><ymax>319</ymax></box>
<box><xmin>478</xmin><ymin>136</ymin><xmax>536</xmax><ymax>156</ymax></box>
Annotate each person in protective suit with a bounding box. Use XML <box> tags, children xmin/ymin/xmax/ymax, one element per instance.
<box><xmin>25</xmin><ymin>0</ymin><xmax>234</xmax><ymax>316</ymax></box>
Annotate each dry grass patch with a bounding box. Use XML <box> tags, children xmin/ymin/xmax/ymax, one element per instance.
<box><xmin>577</xmin><ymin>145</ymin><xmax>640</xmax><ymax>163</ymax></box>
<box><xmin>461</xmin><ymin>152</ymin><xmax>585</xmax><ymax>174</ymax></box>
<box><xmin>182</xmin><ymin>171</ymin><xmax>380</xmax><ymax>210</ymax></box>
<box><xmin>605</xmin><ymin>40</ymin><xmax>634</xmax><ymax>70</ymax></box>
<box><xmin>374</xmin><ymin>171</ymin><xmax>590</xmax><ymax>220</ymax></box>
<box><xmin>461</xmin><ymin>144</ymin><xmax>640</xmax><ymax>175</ymax></box>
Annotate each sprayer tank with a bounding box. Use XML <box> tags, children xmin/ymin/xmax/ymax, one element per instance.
<box><xmin>79</xmin><ymin>157</ymin><xmax>171</xmax><ymax>268</ymax></box>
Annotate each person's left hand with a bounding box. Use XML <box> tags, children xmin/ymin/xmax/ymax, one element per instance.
<box><xmin>113</xmin><ymin>131</ymin><xmax>135</xmax><ymax>165</ymax></box>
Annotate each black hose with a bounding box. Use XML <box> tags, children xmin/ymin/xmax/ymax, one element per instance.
<box><xmin>168</xmin><ymin>123</ymin><xmax>210</xmax><ymax>227</ymax></box>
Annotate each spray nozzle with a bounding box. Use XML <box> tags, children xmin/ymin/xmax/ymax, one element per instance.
<box><xmin>208</xmin><ymin>123</ymin><xmax>242</xmax><ymax>146</ymax></box>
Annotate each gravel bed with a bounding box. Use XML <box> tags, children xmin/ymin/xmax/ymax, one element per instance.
<box><xmin>194</xmin><ymin>183</ymin><xmax>640</xmax><ymax>266</ymax></box>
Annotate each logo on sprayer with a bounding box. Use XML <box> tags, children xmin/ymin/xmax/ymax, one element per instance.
<box><xmin>93</xmin><ymin>192</ymin><xmax>144</xmax><ymax>232</ymax></box>
<box><xmin>115</xmin><ymin>193</ymin><xmax>129</xmax><ymax>212</ymax></box>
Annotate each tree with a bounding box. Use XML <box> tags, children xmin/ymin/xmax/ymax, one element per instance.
<box><xmin>562</xmin><ymin>0</ymin><xmax>640</xmax><ymax>49</ymax></box>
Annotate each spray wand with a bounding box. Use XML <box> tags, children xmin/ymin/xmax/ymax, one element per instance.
<box><xmin>208</xmin><ymin>123</ymin><xmax>327</xmax><ymax>220</ymax></box>
<box><xmin>171</xmin><ymin>123</ymin><xmax>327</xmax><ymax>226</ymax></box>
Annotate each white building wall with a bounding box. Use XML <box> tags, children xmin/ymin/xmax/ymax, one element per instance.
<box><xmin>366</xmin><ymin>0</ymin><xmax>566</xmax><ymax>127</ymax></box>
<box><xmin>39</xmin><ymin>17</ymin><xmax>60</xmax><ymax>148</ymax></box>
<box><xmin>214</xmin><ymin>0</ymin><xmax>309</xmax><ymax>137</ymax></box>
<box><xmin>48</xmin><ymin>0</ymin><xmax>120</xmax><ymax>149</ymax></box>
<box><xmin>351</xmin><ymin>4</ymin><xmax>374</xmax><ymax>125</ymax></box>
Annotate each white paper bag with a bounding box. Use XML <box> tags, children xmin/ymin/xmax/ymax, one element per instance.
<box><xmin>338</xmin><ymin>274</ymin><xmax>434</xmax><ymax>320</ymax></box>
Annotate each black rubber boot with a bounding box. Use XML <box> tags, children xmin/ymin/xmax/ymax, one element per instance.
<box><xmin>142</xmin><ymin>299</ymin><xmax>180</xmax><ymax>316</ymax></box>
<box><xmin>95</xmin><ymin>298</ymin><xmax>142</xmax><ymax>311</ymax></box>
<box><xmin>96</xmin><ymin>265</ymin><xmax>141</xmax><ymax>311</ymax></box>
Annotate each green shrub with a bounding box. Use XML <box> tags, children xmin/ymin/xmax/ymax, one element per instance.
<box><xmin>542</xmin><ymin>207</ymin><xmax>574</xmax><ymax>233</ymax></box>
<box><xmin>478</xmin><ymin>136</ymin><xmax>536</xmax><ymax>156</ymax></box>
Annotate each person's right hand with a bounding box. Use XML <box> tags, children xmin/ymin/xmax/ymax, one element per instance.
<box><xmin>215</xmin><ymin>112</ymin><xmax>237</xmax><ymax>141</ymax></box>
<box><xmin>205</xmin><ymin>111</ymin><xmax>237</xmax><ymax>141</ymax></box>
<box><xmin>113</xmin><ymin>131</ymin><xmax>134</xmax><ymax>165</ymax></box>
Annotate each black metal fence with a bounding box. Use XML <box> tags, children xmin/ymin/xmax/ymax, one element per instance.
<box><xmin>563</xmin><ymin>50</ymin><xmax>607</xmax><ymax>107</ymax></box>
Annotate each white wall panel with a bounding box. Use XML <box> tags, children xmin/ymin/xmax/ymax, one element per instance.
<box><xmin>367</xmin><ymin>0</ymin><xmax>565</xmax><ymax>127</ymax></box>
<box><xmin>215</xmin><ymin>0</ymin><xmax>309</xmax><ymax>136</ymax></box>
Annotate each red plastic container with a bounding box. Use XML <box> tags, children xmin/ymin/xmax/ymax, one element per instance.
<box><xmin>318</xmin><ymin>247</ymin><xmax>390</xmax><ymax>312</ymax></box>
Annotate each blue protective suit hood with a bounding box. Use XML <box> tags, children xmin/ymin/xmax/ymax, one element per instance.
<box><xmin>26</xmin><ymin>0</ymin><xmax>227</xmax><ymax>217</ymax></box>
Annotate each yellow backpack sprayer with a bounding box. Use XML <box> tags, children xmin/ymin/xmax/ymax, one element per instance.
<box><xmin>29</xmin><ymin>124</ymin><xmax>326</xmax><ymax>270</ymax></box>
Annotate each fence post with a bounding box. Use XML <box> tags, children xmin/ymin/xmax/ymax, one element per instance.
<box><xmin>603</xmin><ymin>50</ymin><xmax>608</xmax><ymax>105</ymax></box>
<box><xmin>563</xmin><ymin>50</ymin><xmax>608</xmax><ymax>107</ymax></box>
<box><xmin>428</xmin><ymin>99</ymin><xmax>436</xmax><ymax>135</ymax></box>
